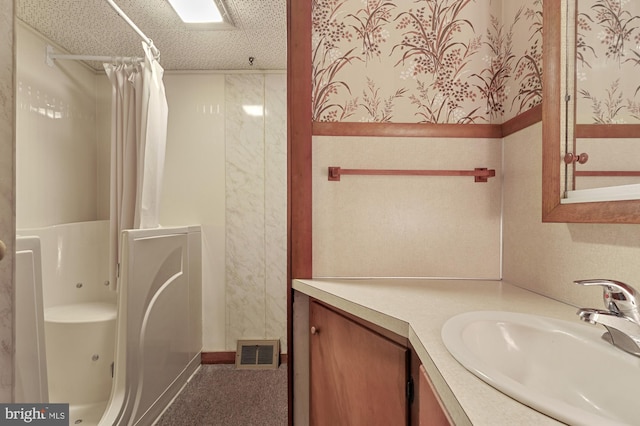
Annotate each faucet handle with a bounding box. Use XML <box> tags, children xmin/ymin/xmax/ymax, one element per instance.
<box><xmin>575</xmin><ymin>279</ymin><xmax>640</xmax><ymax>322</ymax></box>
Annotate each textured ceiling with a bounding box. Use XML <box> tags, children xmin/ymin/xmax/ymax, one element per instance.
<box><xmin>16</xmin><ymin>0</ymin><xmax>287</xmax><ymax>71</ymax></box>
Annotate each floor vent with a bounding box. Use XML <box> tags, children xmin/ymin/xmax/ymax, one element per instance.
<box><xmin>235</xmin><ymin>339</ymin><xmax>280</xmax><ymax>370</ymax></box>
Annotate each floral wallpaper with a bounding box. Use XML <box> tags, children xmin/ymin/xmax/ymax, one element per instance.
<box><xmin>312</xmin><ymin>0</ymin><xmax>543</xmax><ymax>124</ymax></box>
<box><xmin>576</xmin><ymin>0</ymin><xmax>640</xmax><ymax>124</ymax></box>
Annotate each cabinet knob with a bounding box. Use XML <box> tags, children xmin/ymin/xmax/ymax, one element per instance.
<box><xmin>564</xmin><ymin>152</ymin><xmax>589</xmax><ymax>165</ymax></box>
<box><xmin>311</xmin><ymin>326</ymin><xmax>319</xmax><ymax>335</ymax></box>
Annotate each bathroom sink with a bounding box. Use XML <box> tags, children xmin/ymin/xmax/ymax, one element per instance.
<box><xmin>441</xmin><ymin>311</ymin><xmax>638</xmax><ymax>426</ymax></box>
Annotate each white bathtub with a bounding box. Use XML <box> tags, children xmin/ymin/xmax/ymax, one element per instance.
<box><xmin>19</xmin><ymin>221</ymin><xmax>203</xmax><ymax>426</ymax></box>
<box><xmin>15</xmin><ymin>236</ymin><xmax>48</xmax><ymax>404</ymax></box>
<box><xmin>19</xmin><ymin>221</ymin><xmax>116</xmax><ymax>425</ymax></box>
<box><xmin>102</xmin><ymin>225</ymin><xmax>202</xmax><ymax>426</ymax></box>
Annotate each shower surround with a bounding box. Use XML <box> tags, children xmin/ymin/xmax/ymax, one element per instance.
<box><xmin>16</xmin><ymin>20</ymin><xmax>288</xmax><ymax>360</ymax></box>
<box><xmin>159</xmin><ymin>71</ymin><xmax>287</xmax><ymax>354</ymax></box>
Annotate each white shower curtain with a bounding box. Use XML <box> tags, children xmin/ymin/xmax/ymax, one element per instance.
<box><xmin>105</xmin><ymin>42</ymin><xmax>168</xmax><ymax>290</ymax></box>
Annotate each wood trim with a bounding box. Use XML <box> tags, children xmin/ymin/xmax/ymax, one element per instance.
<box><xmin>501</xmin><ymin>104</ymin><xmax>542</xmax><ymax>137</ymax></box>
<box><xmin>575</xmin><ymin>171</ymin><xmax>640</xmax><ymax>177</ymax></box>
<box><xmin>312</xmin><ymin>106</ymin><xmax>543</xmax><ymax>139</ymax></box>
<box><xmin>313</xmin><ymin>122</ymin><xmax>502</xmax><ymax>138</ymax></box>
<box><xmin>576</xmin><ymin>124</ymin><xmax>640</xmax><ymax>139</ymax></box>
<box><xmin>542</xmin><ymin>0</ymin><xmax>568</xmax><ymax>222</ymax></box>
<box><xmin>288</xmin><ymin>0</ymin><xmax>313</xmax><ymax>279</ymax></box>
<box><xmin>288</xmin><ymin>1</ymin><xmax>313</xmax><ymax>425</ymax></box>
<box><xmin>201</xmin><ymin>352</ymin><xmax>235</xmax><ymax>364</ymax></box>
<box><xmin>201</xmin><ymin>352</ymin><xmax>289</xmax><ymax>365</ymax></box>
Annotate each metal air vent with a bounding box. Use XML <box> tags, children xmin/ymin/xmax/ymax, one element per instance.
<box><xmin>235</xmin><ymin>339</ymin><xmax>280</xmax><ymax>370</ymax></box>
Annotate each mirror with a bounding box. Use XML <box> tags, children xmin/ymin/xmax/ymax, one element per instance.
<box><xmin>570</xmin><ymin>0</ymin><xmax>640</xmax><ymax>201</ymax></box>
<box><xmin>542</xmin><ymin>0</ymin><xmax>640</xmax><ymax>223</ymax></box>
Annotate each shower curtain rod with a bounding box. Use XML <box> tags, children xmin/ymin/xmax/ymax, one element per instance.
<box><xmin>46</xmin><ymin>45</ymin><xmax>142</xmax><ymax>67</ymax></box>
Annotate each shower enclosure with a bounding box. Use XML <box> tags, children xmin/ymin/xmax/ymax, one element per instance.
<box><xmin>15</xmin><ymin>6</ymin><xmax>202</xmax><ymax>424</ymax></box>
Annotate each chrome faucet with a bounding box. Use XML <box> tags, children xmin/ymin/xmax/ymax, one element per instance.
<box><xmin>575</xmin><ymin>279</ymin><xmax>640</xmax><ymax>357</ymax></box>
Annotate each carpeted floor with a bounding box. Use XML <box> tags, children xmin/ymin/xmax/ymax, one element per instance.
<box><xmin>155</xmin><ymin>364</ymin><xmax>288</xmax><ymax>426</ymax></box>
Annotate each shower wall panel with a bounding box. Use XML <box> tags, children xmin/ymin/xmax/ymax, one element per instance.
<box><xmin>16</xmin><ymin>22</ymin><xmax>102</xmax><ymax>228</ymax></box>
<box><xmin>264</xmin><ymin>75</ymin><xmax>288</xmax><ymax>349</ymax></box>
<box><xmin>160</xmin><ymin>72</ymin><xmax>286</xmax><ymax>354</ymax></box>
<box><xmin>225</xmin><ymin>73</ymin><xmax>287</xmax><ymax>351</ymax></box>
<box><xmin>225</xmin><ymin>74</ymin><xmax>267</xmax><ymax>349</ymax></box>
<box><xmin>160</xmin><ymin>74</ymin><xmax>226</xmax><ymax>352</ymax></box>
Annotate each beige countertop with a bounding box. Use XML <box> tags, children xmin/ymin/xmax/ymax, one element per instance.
<box><xmin>292</xmin><ymin>278</ymin><xmax>583</xmax><ymax>426</ymax></box>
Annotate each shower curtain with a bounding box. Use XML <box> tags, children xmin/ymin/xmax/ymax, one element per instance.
<box><xmin>105</xmin><ymin>42</ymin><xmax>168</xmax><ymax>290</ymax></box>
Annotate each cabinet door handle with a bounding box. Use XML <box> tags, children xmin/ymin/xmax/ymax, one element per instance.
<box><xmin>310</xmin><ymin>326</ymin><xmax>319</xmax><ymax>335</ymax></box>
<box><xmin>0</xmin><ymin>239</ymin><xmax>5</xmax><ymax>261</ymax></box>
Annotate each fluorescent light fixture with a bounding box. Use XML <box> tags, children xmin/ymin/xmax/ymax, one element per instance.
<box><xmin>167</xmin><ymin>0</ymin><xmax>223</xmax><ymax>24</ymax></box>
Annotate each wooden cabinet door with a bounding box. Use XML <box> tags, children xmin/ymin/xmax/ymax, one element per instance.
<box><xmin>310</xmin><ymin>301</ymin><xmax>409</xmax><ymax>426</ymax></box>
<box><xmin>418</xmin><ymin>365</ymin><xmax>452</xmax><ymax>426</ymax></box>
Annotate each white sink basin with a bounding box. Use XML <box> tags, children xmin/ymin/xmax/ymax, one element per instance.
<box><xmin>442</xmin><ymin>311</ymin><xmax>639</xmax><ymax>426</ymax></box>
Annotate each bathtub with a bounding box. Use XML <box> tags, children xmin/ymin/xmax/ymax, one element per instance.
<box><xmin>18</xmin><ymin>221</ymin><xmax>202</xmax><ymax>426</ymax></box>
<box><xmin>19</xmin><ymin>220</ymin><xmax>116</xmax><ymax>425</ymax></box>
<box><xmin>15</xmin><ymin>236</ymin><xmax>48</xmax><ymax>404</ymax></box>
<box><xmin>101</xmin><ymin>225</ymin><xmax>202</xmax><ymax>426</ymax></box>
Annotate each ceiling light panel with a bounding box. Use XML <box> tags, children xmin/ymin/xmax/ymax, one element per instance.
<box><xmin>166</xmin><ymin>0</ymin><xmax>234</xmax><ymax>29</ymax></box>
<box><xmin>167</xmin><ymin>0</ymin><xmax>222</xmax><ymax>23</ymax></box>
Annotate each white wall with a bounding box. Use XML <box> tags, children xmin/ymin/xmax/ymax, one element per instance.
<box><xmin>502</xmin><ymin>123</ymin><xmax>640</xmax><ymax>308</ymax></box>
<box><xmin>16</xmin><ymin>22</ymin><xmax>103</xmax><ymax>228</ymax></box>
<box><xmin>160</xmin><ymin>73</ymin><xmax>227</xmax><ymax>351</ymax></box>
<box><xmin>160</xmin><ymin>72</ymin><xmax>287</xmax><ymax>352</ymax></box>
<box><xmin>313</xmin><ymin>136</ymin><xmax>503</xmax><ymax>279</ymax></box>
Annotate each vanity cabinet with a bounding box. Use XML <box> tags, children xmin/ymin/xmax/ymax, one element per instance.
<box><xmin>417</xmin><ymin>365</ymin><xmax>453</xmax><ymax>426</ymax></box>
<box><xmin>310</xmin><ymin>300</ymin><xmax>408</xmax><ymax>424</ymax></box>
<box><xmin>308</xmin><ymin>299</ymin><xmax>451</xmax><ymax>425</ymax></box>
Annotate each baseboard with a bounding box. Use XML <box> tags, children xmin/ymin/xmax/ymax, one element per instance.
<box><xmin>201</xmin><ymin>351</ymin><xmax>288</xmax><ymax>365</ymax></box>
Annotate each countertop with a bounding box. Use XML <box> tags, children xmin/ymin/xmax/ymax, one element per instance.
<box><xmin>292</xmin><ymin>278</ymin><xmax>582</xmax><ymax>426</ymax></box>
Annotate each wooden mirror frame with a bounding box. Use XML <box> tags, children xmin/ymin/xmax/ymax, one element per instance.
<box><xmin>542</xmin><ymin>0</ymin><xmax>640</xmax><ymax>223</ymax></box>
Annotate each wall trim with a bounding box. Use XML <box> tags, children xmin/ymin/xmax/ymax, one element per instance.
<box><xmin>201</xmin><ymin>352</ymin><xmax>288</xmax><ymax>365</ymax></box>
<box><xmin>312</xmin><ymin>106</ymin><xmax>543</xmax><ymax>139</ymax></box>
<box><xmin>576</xmin><ymin>124</ymin><xmax>640</xmax><ymax>138</ymax></box>
<box><xmin>308</xmin><ymin>112</ymin><xmax>640</xmax><ymax>154</ymax></box>
<box><xmin>313</xmin><ymin>121</ymin><xmax>502</xmax><ymax>138</ymax></box>
<box><xmin>501</xmin><ymin>105</ymin><xmax>542</xmax><ymax>137</ymax></box>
